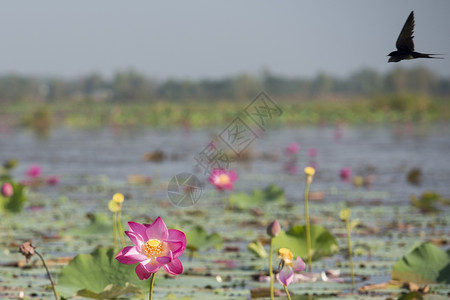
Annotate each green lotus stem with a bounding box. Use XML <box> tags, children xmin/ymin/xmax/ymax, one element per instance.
<box><xmin>112</xmin><ymin>212</ymin><xmax>118</xmax><ymax>250</ymax></box>
<box><xmin>269</xmin><ymin>237</ymin><xmax>274</xmax><ymax>300</ymax></box>
<box><xmin>304</xmin><ymin>180</ymin><xmax>312</xmax><ymax>273</ymax></box>
<box><xmin>117</xmin><ymin>210</ymin><xmax>126</xmax><ymax>247</ymax></box>
<box><xmin>222</xmin><ymin>191</ymin><xmax>230</xmax><ymax>210</ymax></box>
<box><xmin>345</xmin><ymin>218</ymin><xmax>355</xmax><ymax>286</ymax></box>
<box><xmin>34</xmin><ymin>250</ymin><xmax>58</xmax><ymax>300</ymax></box>
<box><xmin>149</xmin><ymin>272</ymin><xmax>156</xmax><ymax>300</ymax></box>
<box><xmin>283</xmin><ymin>285</ymin><xmax>292</xmax><ymax>300</ymax></box>
<box><xmin>3</xmin><ymin>215</ymin><xmax>13</xmax><ymax>244</ymax></box>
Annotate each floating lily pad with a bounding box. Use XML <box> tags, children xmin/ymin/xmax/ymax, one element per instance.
<box><xmin>185</xmin><ymin>225</ymin><xmax>223</xmax><ymax>253</ymax></box>
<box><xmin>397</xmin><ymin>291</ymin><xmax>423</xmax><ymax>300</ymax></box>
<box><xmin>229</xmin><ymin>184</ymin><xmax>285</xmax><ymax>209</ymax></box>
<box><xmin>392</xmin><ymin>242</ymin><xmax>450</xmax><ymax>284</ymax></box>
<box><xmin>64</xmin><ymin>213</ymin><xmax>113</xmax><ymax>236</ymax></box>
<box><xmin>75</xmin><ymin>282</ymin><xmax>141</xmax><ymax>299</ymax></box>
<box><xmin>273</xmin><ymin>224</ymin><xmax>339</xmax><ymax>261</ymax></box>
<box><xmin>410</xmin><ymin>191</ymin><xmax>441</xmax><ymax>213</ymax></box>
<box><xmin>57</xmin><ymin>247</ymin><xmax>144</xmax><ymax>298</ymax></box>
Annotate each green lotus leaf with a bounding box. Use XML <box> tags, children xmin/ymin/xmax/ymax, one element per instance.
<box><xmin>273</xmin><ymin>224</ymin><xmax>339</xmax><ymax>261</ymax></box>
<box><xmin>410</xmin><ymin>191</ymin><xmax>441</xmax><ymax>213</ymax></box>
<box><xmin>75</xmin><ymin>282</ymin><xmax>141</xmax><ymax>299</ymax></box>
<box><xmin>247</xmin><ymin>240</ymin><xmax>268</xmax><ymax>258</ymax></box>
<box><xmin>64</xmin><ymin>213</ymin><xmax>113</xmax><ymax>236</ymax></box>
<box><xmin>185</xmin><ymin>225</ymin><xmax>222</xmax><ymax>252</ymax></box>
<box><xmin>57</xmin><ymin>247</ymin><xmax>144</xmax><ymax>298</ymax></box>
<box><xmin>0</xmin><ymin>181</ymin><xmax>28</xmax><ymax>213</ymax></box>
<box><xmin>392</xmin><ymin>242</ymin><xmax>450</xmax><ymax>284</ymax></box>
<box><xmin>229</xmin><ymin>184</ymin><xmax>285</xmax><ymax>209</ymax></box>
<box><xmin>397</xmin><ymin>291</ymin><xmax>423</xmax><ymax>300</ymax></box>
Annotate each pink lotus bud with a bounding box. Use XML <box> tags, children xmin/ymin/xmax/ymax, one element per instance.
<box><xmin>285</xmin><ymin>143</ymin><xmax>299</xmax><ymax>155</ymax></box>
<box><xmin>26</xmin><ymin>165</ymin><xmax>42</xmax><ymax>178</ymax></box>
<box><xmin>340</xmin><ymin>167</ymin><xmax>352</xmax><ymax>181</ymax></box>
<box><xmin>1</xmin><ymin>182</ymin><xmax>13</xmax><ymax>197</ymax></box>
<box><xmin>267</xmin><ymin>220</ymin><xmax>281</xmax><ymax>238</ymax></box>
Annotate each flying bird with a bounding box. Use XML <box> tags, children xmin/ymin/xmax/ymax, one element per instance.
<box><xmin>388</xmin><ymin>11</ymin><xmax>443</xmax><ymax>62</ymax></box>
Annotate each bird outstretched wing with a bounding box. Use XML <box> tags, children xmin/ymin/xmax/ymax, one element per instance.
<box><xmin>396</xmin><ymin>11</ymin><xmax>415</xmax><ymax>52</ymax></box>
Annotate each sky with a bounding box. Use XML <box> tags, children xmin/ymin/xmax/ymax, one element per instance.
<box><xmin>1</xmin><ymin>0</ymin><xmax>450</xmax><ymax>80</ymax></box>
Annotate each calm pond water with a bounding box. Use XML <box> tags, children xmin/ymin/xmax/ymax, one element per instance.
<box><xmin>1</xmin><ymin>124</ymin><xmax>450</xmax><ymax>299</ymax></box>
<box><xmin>1</xmin><ymin>123</ymin><xmax>450</xmax><ymax>205</ymax></box>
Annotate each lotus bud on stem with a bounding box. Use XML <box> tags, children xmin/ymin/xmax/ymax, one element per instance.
<box><xmin>1</xmin><ymin>182</ymin><xmax>14</xmax><ymax>197</ymax></box>
<box><xmin>19</xmin><ymin>241</ymin><xmax>58</xmax><ymax>300</ymax></box>
<box><xmin>112</xmin><ymin>193</ymin><xmax>126</xmax><ymax>247</ymax></box>
<box><xmin>339</xmin><ymin>208</ymin><xmax>355</xmax><ymax>286</ymax></box>
<box><xmin>304</xmin><ymin>167</ymin><xmax>315</xmax><ymax>273</ymax></box>
<box><xmin>109</xmin><ymin>193</ymin><xmax>126</xmax><ymax>249</ymax></box>
<box><xmin>266</xmin><ymin>220</ymin><xmax>280</xmax><ymax>300</ymax></box>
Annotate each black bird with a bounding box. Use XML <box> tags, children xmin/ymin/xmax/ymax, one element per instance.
<box><xmin>388</xmin><ymin>11</ymin><xmax>443</xmax><ymax>62</ymax></box>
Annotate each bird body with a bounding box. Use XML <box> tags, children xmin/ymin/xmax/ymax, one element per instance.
<box><xmin>388</xmin><ymin>51</ymin><xmax>441</xmax><ymax>63</ymax></box>
<box><xmin>388</xmin><ymin>11</ymin><xmax>443</xmax><ymax>62</ymax></box>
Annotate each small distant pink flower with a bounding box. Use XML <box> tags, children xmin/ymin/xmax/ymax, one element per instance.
<box><xmin>116</xmin><ymin>217</ymin><xmax>186</xmax><ymax>280</ymax></box>
<box><xmin>46</xmin><ymin>176</ymin><xmax>60</xmax><ymax>186</ymax></box>
<box><xmin>1</xmin><ymin>182</ymin><xmax>13</xmax><ymax>197</ymax></box>
<box><xmin>26</xmin><ymin>165</ymin><xmax>42</xmax><ymax>178</ymax></box>
<box><xmin>308</xmin><ymin>147</ymin><xmax>318</xmax><ymax>158</ymax></box>
<box><xmin>340</xmin><ymin>167</ymin><xmax>352</xmax><ymax>182</ymax></box>
<box><xmin>209</xmin><ymin>169</ymin><xmax>238</xmax><ymax>191</ymax></box>
<box><xmin>284</xmin><ymin>142</ymin><xmax>299</xmax><ymax>155</ymax></box>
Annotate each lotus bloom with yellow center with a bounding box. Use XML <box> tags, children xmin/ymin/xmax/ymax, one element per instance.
<box><xmin>277</xmin><ymin>248</ymin><xmax>306</xmax><ymax>286</ymax></box>
<box><xmin>115</xmin><ymin>217</ymin><xmax>186</xmax><ymax>280</ymax></box>
<box><xmin>209</xmin><ymin>168</ymin><xmax>238</xmax><ymax>191</ymax></box>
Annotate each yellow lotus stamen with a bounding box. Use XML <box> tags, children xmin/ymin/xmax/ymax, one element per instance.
<box><xmin>108</xmin><ymin>200</ymin><xmax>121</xmax><ymax>212</ymax></box>
<box><xmin>304</xmin><ymin>167</ymin><xmax>315</xmax><ymax>176</ymax></box>
<box><xmin>143</xmin><ymin>239</ymin><xmax>164</xmax><ymax>258</ymax></box>
<box><xmin>112</xmin><ymin>193</ymin><xmax>124</xmax><ymax>204</ymax></box>
<box><xmin>278</xmin><ymin>248</ymin><xmax>293</xmax><ymax>263</ymax></box>
<box><xmin>217</xmin><ymin>174</ymin><xmax>230</xmax><ymax>185</ymax></box>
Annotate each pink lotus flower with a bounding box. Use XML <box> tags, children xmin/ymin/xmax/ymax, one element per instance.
<box><xmin>115</xmin><ymin>217</ymin><xmax>186</xmax><ymax>280</ymax></box>
<box><xmin>277</xmin><ymin>248</ymin><xmax>306</xmax><ymax>286</ymax></box>
<box><xmin>26</xmin><ymin>165</ymin><xmax>42</xmax><ymax>178</ymax></box>
<box><xmin>284</xmin><ymin>142</ymin><xmax>299</xmax><ymax>155</ymax></box>
<box><xmin>209</xmin><ymin>169</ymin><xmax>238</xmax><ymax>191</ymax></box>
<box><xmin>340</xmin><ymin>167</ymin><xmax>352</xmax><ymax>182</ymax></box>
<box><xmin>1</xmin><ymin>182</ymin><xmax>13</xmax><ymax>197</ymax></box>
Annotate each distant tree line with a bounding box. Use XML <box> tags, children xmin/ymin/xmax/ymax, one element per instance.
<box><xmin>1</xmin><ymin>66</ymin><xmax>449</xmax><ymax>103</ymax></box>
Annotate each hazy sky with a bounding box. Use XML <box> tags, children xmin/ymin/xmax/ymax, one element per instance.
<box><xmin>1</xmin><ymin>1</ymin><xmax>449</xmax><ymax>80</ymax></box>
